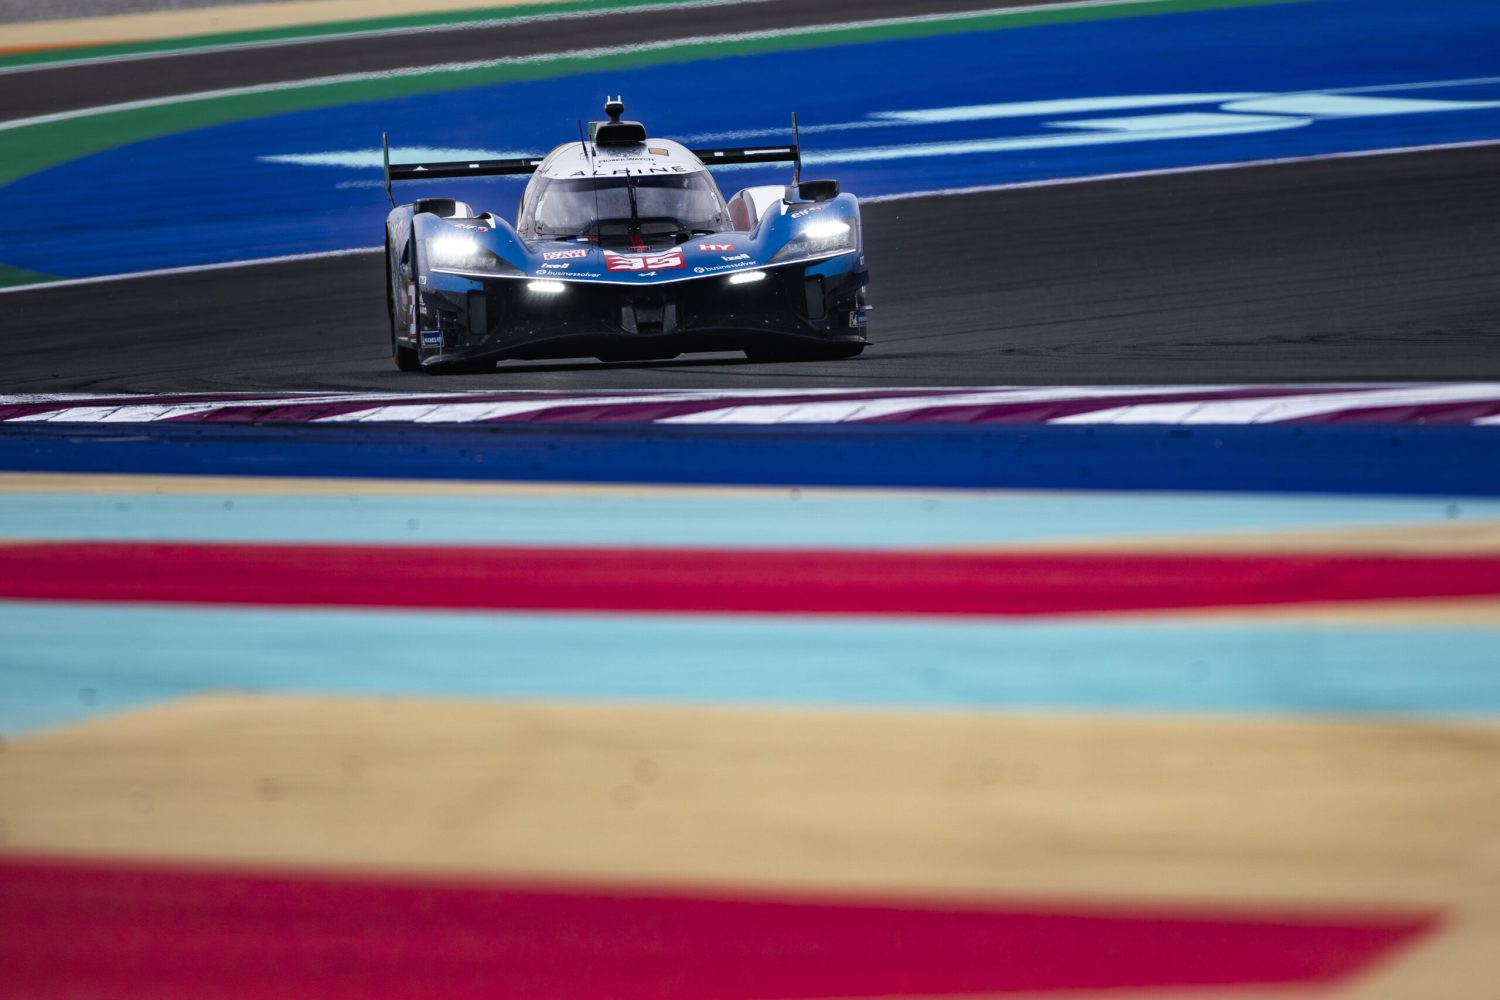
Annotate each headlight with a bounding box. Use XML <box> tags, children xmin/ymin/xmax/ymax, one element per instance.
<box><xmin>768</xmin><ymin>218</ymin><xmax>856</xmax><ymax>264</ymax></box>
<box><xmin>425</xmin><ymin>235</ymin><xmax>519</xmax><ymax>274</ymax></box>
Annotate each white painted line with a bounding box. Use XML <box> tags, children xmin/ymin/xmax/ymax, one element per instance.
<box><xmin>5</xmin><ymin>393</ymin><xmax>446</xmax><ymax>422</ymax></box>
<box><xmin>0</xmin><ymin>247</ymin><xmax>380</xmax><ymax>295</ymax></box>
<box><xmin>0</xmin><ymin>0</ymin><xmax>1192</xmax><ymax>132</ymax></box>
<box><xmin>6</xmin><ymin>139</ymin><xmax>1500</xmax><ymax>296</ymax></box>
<box><xmin>861</xmin><ymin>137</ymin><xmax>1500</xmax><ymax>203</ymax></box>
<box><xmin>655</xmin><ymin>386</ymin><xmax>1268</xmax><ymax>424</ymax></box>
<box><xmin>1051</xmin><ymin>384</ymin><xmax>1500</xmax><ymax>425</ymax></box>
<box><xmin>873</xmin><ymin>93</ymin><xmax>1267</xmax><ymax>124</ymax></box>
<box><xmin>0</xmin><ymin>0</ymin><xmax>780</xmax><ymax>76</ymax></box>
<box><xmin>808</xmin><ymin>113</ymin><xmax>1311</xmax><ymax>166</ymax></box>
<box><xmin>318</xmin><ymin>389</ymin><xmax>884</xmax><ymax>423</ymax></box>
<box><xmin>0</xmin><ymin>0</ymin><xmax>1178</xmax><ymax>78</ymax></box>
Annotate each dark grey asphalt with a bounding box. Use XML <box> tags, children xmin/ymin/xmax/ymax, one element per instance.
<box><xmin>0</xmin><ymin>0</ymin><xmax>1051</xmax><ymax>120</ymax></box>
<box><xmin>7</xmin><ymin>142</ymin><xmax>1500</xmax><ymax>391</ymax></box>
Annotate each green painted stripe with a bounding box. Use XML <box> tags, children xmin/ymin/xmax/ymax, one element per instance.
<box><xmin>0</xmin><ymin>262</ymin><xmax>61</xmax><ymax>288</ymax></box>
<box><xmin>0</xmin><ymin>0</ymin><xmax>713</xmax><ymax>71</ymax></box>
<box><xmin>0</xmin><ymin>0</ymin><xmax>1296</xmax><ymax>196</ymax></box>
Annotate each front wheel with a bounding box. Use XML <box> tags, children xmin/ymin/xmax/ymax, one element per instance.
<box><xmin>387</xmin><ymin>242</ymin><xmax>421</xmax><ymax>371</ymax></box>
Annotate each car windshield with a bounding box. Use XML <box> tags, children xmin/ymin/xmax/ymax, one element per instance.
<box><xmin>522</xmin><ymin>171</ymin><xmax>727</xmax><ymax>238</ymax></box>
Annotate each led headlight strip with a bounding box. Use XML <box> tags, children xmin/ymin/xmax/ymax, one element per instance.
<box><xmin>769</xmin><ymin>218</ymin><xmax>856</xmax><ymax>264</ymax></box>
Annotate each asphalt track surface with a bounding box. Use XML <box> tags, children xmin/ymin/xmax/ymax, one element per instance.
<box><xmin>4</xmin><ymin>0</ymin><xmax>1500</xmax><ymax>391</ymax></box>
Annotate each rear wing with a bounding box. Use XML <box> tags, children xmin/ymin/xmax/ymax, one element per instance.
<box><xmin>382</xmin><ymin>114</ymin><xmax>805</xmax><ymax>204</ymax></box>
<box><xmin>382</xmin><ymin>133</ymin><xmax>543</xmax><ymax>204</ymax></box>
<box><xmin>692</xmin><ymin>112</ymin><xmax>804</xmax><ymax>180</ymax></box>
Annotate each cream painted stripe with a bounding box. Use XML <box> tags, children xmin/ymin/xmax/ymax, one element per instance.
<box><xmin>5</xmin><ymin>693</ymin><xmax>1498</xmax><ymax>912</ymax></box>
<box><xmin>7</xmin><ymin>0</ymin><xmax>586</xmax><ymax>47</ymax></box>
<box><xmin>0</xmin><ymin>471</ymin><xmax>971</xmax><ymax>500</ymax></box>
<box><xmin>952</xmin><ymin>520</ymin><xmax>1500</xmax><ymax>555</ymax></box>
<box><xmin>1140</xmin><ymin>597</ymin><xmax>1500</xmax><ymax>626</ymax></box>
<box><xmin>1052</xmin><ymin>383</ymin><xmax>1500</xmax><ymax>425</ymax></box>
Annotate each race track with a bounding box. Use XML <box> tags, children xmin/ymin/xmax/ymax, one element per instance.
<box><xmin>6</xmin><ymin>143</ymin><xmax>1500</xmax><ymax>390</ymax></box>
<box><xmin>3</xmin><ymin>0</ymin><xmax>1499</xmax><ymax>390</ymax></box>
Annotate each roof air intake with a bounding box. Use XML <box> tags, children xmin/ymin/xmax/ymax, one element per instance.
<box><xmin>593</xmin><ymin>95</ymin><xmax>647</xmax><ymax>146</ymax></box>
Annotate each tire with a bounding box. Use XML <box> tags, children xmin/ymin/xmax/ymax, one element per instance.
<box><xmin>387</xmin><ymin>239</ymin><xmax>421</xmax><ymax>371</ymax></box>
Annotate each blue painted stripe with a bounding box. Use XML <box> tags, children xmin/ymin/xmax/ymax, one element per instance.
<box><xmin>3</xmin><ymin>601</ymin><xmax>1498</xmax><ymax>735</ymax></box>
<box><xmin>3</xmin><ymin>424</ymin><xmax>1500</xmax><ymax>495</ymax></box>
<box><xmin>4</xmin><ymin>488</ymin><xmax>1499</xmax><ymax>547</ymax></box>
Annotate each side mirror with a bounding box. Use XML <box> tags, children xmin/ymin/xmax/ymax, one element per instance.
<box><xmin>784</xmin><ymin>179</ymin><xmax>839</xmax><ymax>204</ymax></box>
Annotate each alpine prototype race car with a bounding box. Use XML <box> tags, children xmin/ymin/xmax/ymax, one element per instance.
<box><xmin>382</xmin><ymin>98</ymin><xmax>869</xmax><ymax>372</ymax></box>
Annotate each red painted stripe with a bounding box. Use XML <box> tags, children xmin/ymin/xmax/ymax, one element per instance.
<box><xmin>0</xmin><ymin>855</ymin><xmax>1435</xmax><ymax>999</ymax></box>
<box><xmin>2</xmin><ymin>542</ymin><xmax>1500</xmax><ymax>615</ymax></box>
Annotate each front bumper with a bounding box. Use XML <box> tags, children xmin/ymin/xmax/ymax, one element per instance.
<box><xmin>418</xmin><ymin>259</ymin><xmax>868</xmax><ymax>365</ymax></box>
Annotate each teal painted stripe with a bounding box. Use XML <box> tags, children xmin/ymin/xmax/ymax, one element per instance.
<box><xmin>3</xmin><ymin>490</ymin><xmax>1498</xmax><ymax>548</ymax></box>
<box><xmin>3</xmin><ymin>602</ymin><xmax>1497</xmax><ymax>735</ymax></box>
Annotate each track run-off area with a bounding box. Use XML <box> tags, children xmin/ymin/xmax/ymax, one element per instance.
<box><xmin>2</xmin><ymin>2</ymin><xmax>1500</xmax><ymax>999</ymax></box>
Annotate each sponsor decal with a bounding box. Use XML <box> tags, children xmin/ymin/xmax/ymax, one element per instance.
<box><xmin>421</xmin><ymin>331</ymin><xmax>442</xmax><ymax>347</ymax></box>
<box><xmin>790</xmin><ymin>204</ymin><xmax>828</xmax><ymax>219</ymax></box>
<box><xmin>692</xmin><ymin>261</ymin><xmax>759</xmax><ymax>275</ymax></box>
<box><xmin>543</xmin><ymin>249</ymin><xmax>589</xmax><ymax>261</ymax></box>
<box><xmin>649</xmin><ymin>147</ymin><xmax>669</xmax><ymax>156</ymax></box>
<box><xmin>539</xmin><ymin>262</ymin><xmax>570</xmax><ymax>270</ymax></box>
<box><xmin>565</xmin><ymin>164</ymin><xmax>689</xmax><ymax>177</ymax></box>
<box><xmin>604</xmin><ymin>248</ymin><xmax>685</xmax><ymax>272</ymax></box>
<box><xmin>721</xmin><ymin>253</ymin><xmax>751</xmax><ymax>262</ymax></box>
<box><xmin>452</xmin><ymin>224</ymin><xmax>490</xmax><ymax>232</ymax></box>
<box><xmin>698</xmin><ymin>243</ymin><xmax>735</xmax><ymax>252</ymax></box>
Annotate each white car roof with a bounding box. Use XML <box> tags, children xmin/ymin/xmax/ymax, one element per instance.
<box><xmin>536</xmin><ymin>138</ymin><xmax>704</xmax><ymax>179</ymax></box>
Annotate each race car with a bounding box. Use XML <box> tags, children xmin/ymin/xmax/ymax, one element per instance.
<box><xmin>382</xmin><ymin>97</ymin><xmax>869</xmax><ymax>372</ymax></box>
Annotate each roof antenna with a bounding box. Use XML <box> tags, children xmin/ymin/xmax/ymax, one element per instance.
<box><xmin>577</xmin><ymin>118</ymin><xmax>593</xmax><ymax>168</ymax></box>
<box><xmin>580</xmin><ymin>117</ymin><xmax>601</xmax><ymax>243</ymax></box>
<box><xmin>790</xmin><ymin>112</ymin><xmax>802</xmax><ymax>187</ymax></box>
